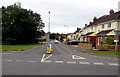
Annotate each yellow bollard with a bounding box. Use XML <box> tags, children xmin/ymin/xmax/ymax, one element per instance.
<box><xmin>47</xmin><ymin>44</ymin><xmax>52</xmax><ymax>53</ymax></box>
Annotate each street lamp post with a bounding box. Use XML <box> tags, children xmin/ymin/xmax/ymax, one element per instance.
<box><xmin>48</xmin><ymin>11</ymin><xmax>50</xmax><ymax>41</ymax></box>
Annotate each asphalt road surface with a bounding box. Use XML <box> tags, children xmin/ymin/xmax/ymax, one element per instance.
<box><xmin>2</xmin><ymin>41</ymin><xmax>119</xmax><ymax>75</ymax></box>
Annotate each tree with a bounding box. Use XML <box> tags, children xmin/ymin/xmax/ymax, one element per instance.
<box><xmin>2</xmin><ymin>3</ymin><xmax>45</xmax><ymax>44</ymax></box>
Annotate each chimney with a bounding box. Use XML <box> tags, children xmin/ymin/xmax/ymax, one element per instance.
<box><xmin>89</xmin><ymin>22</ymin><xmax>92</xmax><ymax>25</ymax></box>
<box><xmin>109</xmin><ymin>9</ymin><xmax>114</xmax><ymax>15</ymax></box>
<box><xmin>85</xmin><ymin>24</ymin><xmax>87</xmax><ymax>26</ymax></box>
<box><xmin>93</xmin><ymin>17</ymin><xmax>97</xmax><ymax>22</ymax></box>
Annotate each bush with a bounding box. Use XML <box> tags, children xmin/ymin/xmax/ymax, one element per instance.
<box><xmin>5</xmin><ymin>38</ymin><xmax>17</xmax><ymax>45</ymax></box>
<box><xmin>100</xmin><ymin>41</ymin><xmax>106</xmax><ymax>44</ymax></box>
<box><xmin>105</xmin><ymin>37</ymin><xmax>114</xmax><ymax>44</ymax></box>
<box><xmin>34</xmin><ymin>38</ymin><xmax>46</xmax><ymax>43</ymax></box>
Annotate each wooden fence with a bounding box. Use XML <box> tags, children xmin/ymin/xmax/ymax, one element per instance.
<box><xmin>96</xmin><ymin>44</ymin><xmax>120</xmax><ymax>51</ymax></box>
<box><xmin>78</xmin><ymin>43</ymin><xmax>93</xmax><ymax>50</ymax></box>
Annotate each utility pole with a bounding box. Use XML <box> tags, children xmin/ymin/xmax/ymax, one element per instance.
<box><xmin>48</xmin><ymin>11</ymin><xmax>50</xmax><ymax>41</ymax></box>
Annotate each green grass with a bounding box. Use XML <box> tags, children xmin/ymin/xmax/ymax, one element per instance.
<box><xmin>2</xmin><ymin>43</ymin><xmax>44</xmax><ymax>51</ymax></box>
<box><xmin>92</xmin><ymin>50</ymin><xmax>120</xmax><ymax>56</ymax></box>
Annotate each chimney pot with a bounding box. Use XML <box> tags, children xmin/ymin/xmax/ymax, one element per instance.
<box><xmin>109</xmin><ymin>9</ymin><xmax>114</xmax><ymax>15</ymax></box>
<box><xmin>93</xmin><ymin>17</ymin><xmax>97</xmax><ymax>22</ymax></box>
<box><xmin>85</xmin><ymin>24</ymin><xmax>87</xmax><ymax>26</ymax></box>
<box><xmin>89</xmin><ymin>22</ymin><xmax>92</xmax><ymax>25</ymax></box>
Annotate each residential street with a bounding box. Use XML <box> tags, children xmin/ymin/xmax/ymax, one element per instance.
<box><xmin>2</xmin><ymin>41</ymin><xmax>119</xmax><ymax>75</ymax></box>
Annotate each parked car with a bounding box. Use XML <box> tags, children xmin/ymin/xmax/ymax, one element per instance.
<box><xmin>55</xmin><ymin>40</ymin><xmax>59</xmax><ymax>44</ymax></box>
<box><xmin>68</xmin><ymin>40</ymin><xmax>80</xmax><ymax>45</ymax></box>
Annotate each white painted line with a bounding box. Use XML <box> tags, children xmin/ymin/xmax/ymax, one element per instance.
<box><xmin>43</xmin><ymin>54</ymin><xmax>53</xmax><ymax>61</ymax></box>
<box><xmin>41</xmin><ymin>54</ymin><xmax>53</xmax><ymax>62</ymax></box>
<box><xmin>15</xmin><ymin>60</ymin><xmax>24</xmax><ymax>62</ymax></box>
<box><xmin>55</xmin><ymin>61</ymin><xmax>63</xmax><ymax>63</ymax></box>
<box><xmin>4</xmin><ymin>60</ymin><xmax>12</xmax><ymax>62</ymax></box>
<box><xmin>67</xmin><ymin>61</ymin><xmax>76</xmax><ymax>64</ymax></box>
<box><xmin>41</xmin><ymin>54</ymin><xmax>46</xmax><ymax>62</ymax></box>
<box><xmin>26</xmin><ymin>61</ymin><xmax>36</xmax><ymax>62</ymax></box>
<box><xmin>79</xmin><ymin>62</ymin><xmax>89</xmax><ymax>64</ymax></box>
<box><xmin>108</xmin><ymin>63</ymin><xmax>119</xmax><ymax>66</ymax></box>
<box><xmin>42</xmin><ymin>60</ymin><xmax>51</xmax><ymax>63</ymax></box>
<box><xmin>94</xmin><ymin>62</ymin><xmax>104</xmax><ymax>65</ymax></box>
<box><xmin>72</xmin><ymin>55</ymin><xmax>86</xmax><ymax>59</ymax></box>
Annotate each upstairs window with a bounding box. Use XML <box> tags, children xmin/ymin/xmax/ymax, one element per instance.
<box><xmin>102</xmin><ymin>24</ymin><xmax>104</xmax><ymax>28</ymax></box>
<box><xmin>108</xmin><ymin>22</ymin><xmax>111</xmax><ymax>28</ymax></box>
<box><xmin>91</xmin><ymin>27</ymin><xmax>93</xmax><ymax>31</ymax></box>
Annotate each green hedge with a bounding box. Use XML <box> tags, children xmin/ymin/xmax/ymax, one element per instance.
<box><xmin>34</xmin><ymin>38</ymin><xmax>46</xmax><ymax>43</ymax></box>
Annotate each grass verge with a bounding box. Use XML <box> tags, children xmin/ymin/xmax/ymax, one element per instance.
<box><xmin>2</xmin><ymin>43</ymin><xmax>44</xmax><ymax>51</ymax></box>
<box><xmin>92</xmin><ymin>50</ymin><xmax>120</xmax><ymax>56</ymax></box>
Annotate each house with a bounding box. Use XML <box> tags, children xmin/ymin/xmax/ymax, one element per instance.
<box><xmin>67</xmin><ymin>28</ymin><xmax>81</xmax><ymax>40</ymax></box>
<box><xmin>80</xmin><ymin>9</ymin><xmax>120</xmax><ymax>45</ymax></box>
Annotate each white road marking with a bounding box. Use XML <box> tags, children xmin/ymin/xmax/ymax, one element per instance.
<box><xmin>108</xmin><ymin>63</ymin><xmax>119</xmax><ymax>66</ymax></box>
<box><xmin>4</xmin><ymin>60</ymin><xmax>12</xmax><ymax>62</ymax></box>
<box><xmin>41</xmin><ymin>54</ymin><xmax>53</xmax><ymax>62</ymax></box>
<box><xmin>55</xmin><ymin>61</ymin><xmax>63</xmax><ymax>63</ymax></box>
<box><xmin>15</xmin><ymin>60</ymin><xmax>24</xmax><ymax>62</ymax></box>
<box><xmin>44</xmin><ymin>54</ymin><xmax>53</xmax><ymax>61</ymax></box>
<box><xmin>72</xmin><ymin>55</ymin><xmax>86</xmax><ymax>59</ymax></box>
<box><xmin>94</xmin><ymin>62</ymin><xmax>104</xmax><ymax>65</ymax></box>
<box><xmin>67</xmin><ymin>61</ymin><xmax>76</xmax><ymax>64</ymax></box>
<box><xmin>42</xmin><ymin>45</ymin><xmax>44</xmax><ymax>47</ymax></box>
<box><xmin>42</xmin><ymin>60</ymin><xmax>51</xmax><ymax>63</ymax></box>
<box><xmin>26</xmin><ymin>61</ymin><xmax>37</xmax><ymax>62</ymax></box>
<box><xmin>41</xmin><ymin>54</ymin><xmax>46</xmax><ymax>62</ymax></box>
<box><xmin>79</xmin><ymin>62</ymin><xmax>89</xmax><ymax>64</ymax></box>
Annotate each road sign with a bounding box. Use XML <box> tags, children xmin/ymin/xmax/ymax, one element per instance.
<box><xmin>47</xmin><ymin>44</ymin><xmax>52</xmax><ymax>53</ymax></box>
<box><xmin>114</xmin><ymin>36</ymin><xmax>119</xmax><ymax>42</ymax></box>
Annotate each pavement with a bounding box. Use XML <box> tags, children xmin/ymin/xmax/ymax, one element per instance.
<box><xmin>2</xmin><ymin>41</ymin><xmax>119</xmax><ymax>75</ymax></box>
<box><xmin>68</xmin><ymin>45</ymin><xmax>119</xmax><ymax>60</ymax></box>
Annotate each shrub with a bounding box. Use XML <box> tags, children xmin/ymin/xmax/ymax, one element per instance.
<box><xmin>34</xmin><ymin>38</ymin><xmax>46</xmax><ymax>43</ymax></box>
<box><xmin>105</xmin><ymin>37</ymin><xmax>114</xmax><ymax>44</ymax></box>
<box><xmin>5</xmin><ymin>38</ymin><xmax>17</xmax><ymax>45</ymax></box>
<box><xmin>100</xmin><ymin>41</ymin><xmax>106</xmax><ymax>44</ymax></box>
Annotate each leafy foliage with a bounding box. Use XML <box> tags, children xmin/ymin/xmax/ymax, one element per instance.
<box><xmin>2</xmin><ymin>3</ymin><xmax>45</xmax><ymax>44</ymax></box>
<box><xmin>100</xmin><ymin>37</ymin><xmax>114</xmax><ymax>44</ymax></box>
<box><xmin>105</xmin><ymin>37</ymin><xmax>114</xmax><ymax>44</ymax></box>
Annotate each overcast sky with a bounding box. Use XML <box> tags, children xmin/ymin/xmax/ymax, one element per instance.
<box><xmin>1</xmin><ymin>0</ymin><xmax>120</xmax><ymax>34</ymax></box>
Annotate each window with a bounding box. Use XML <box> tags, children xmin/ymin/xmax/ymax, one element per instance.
<box><xmin>102</xmin><ymin>24</ymin><xmax>104</xmax><ymax>28</ymax></box>
<box><xmin>91</xmin><ymin>27</ymin><xmax>93</xmax><ymax>30</ymax></box>
<box><xmin>108</xmin><ymin>22</ymin><xmax>111</xmax><ymax>28</ymax></box>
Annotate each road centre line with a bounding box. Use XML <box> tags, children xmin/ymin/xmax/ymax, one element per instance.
<box><xmin>15</xmin><ymin>60</ymin><xmax>24</xmax><ymax>62</ymax></box>
<box><xmin>55</xmin><ymin>61</ymin><xmax>63</xmax><ymax>63</ymax></box>
<box><xmin>26</xmin><ymin>61</ymin><xmax>36</xmax><ymax>62</ymax></box>
<box><xmin>108</xmin><ymin>63</ymin><xmax>119</xmax><ymax>66</ymax></box>
<box><xmin>94</xmin><ymin>62</ymin><xmax>104</xmax><ymax>65</ymax></box>
<box><xmin>4</xmin><ymin>60</ymin><xmax>12</xmax><ymax>62</ymax></box>
<box><xmin>79</xmin><ymin>62</ymin><xmax>89</xmax><ymax>64</ymax></box>
<box><xmin>67</xmin><ymin>61</ymin><xmax>76</xmax><ymax>64</ymax></box>
<box><xmin>42</xmin><ymin>60</ymin><xmax>51</xmax><ymax>63</ymax></box>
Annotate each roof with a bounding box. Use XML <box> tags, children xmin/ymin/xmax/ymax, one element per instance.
<box><xmin>73</xmin><ymin>28</ymin><xmax>81</xmax><ymax>34</ymax></box>
<box><xmin>87</xmin><ymin>11</ymin><xmax>120</xmax><ymax>27</ymax></box>
<box><xmin>82</xmin><ymin>32</ymin><xmax>94</xmax><ymax>36</ymax></box>
<box><xmin>96</xmin><ymin>29</ymin><xmax>114</xmax><ymax>36</ymax></box>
